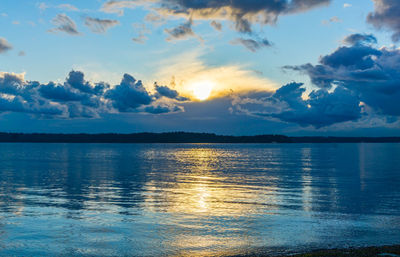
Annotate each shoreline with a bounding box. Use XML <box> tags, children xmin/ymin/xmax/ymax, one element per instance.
<box><xmin>290</xmin><ymin>245</ymin><xmax>400</xmax><ymax>257</ymax></box>
<box><xmin>229</xmin><ymin>245</ymin><xmax>400</xmax><ymax>257</ymax></box>
<box><xmin>0</xmin><ymin>132</ymin><xmax>399</xmax><ymax>143</ymax></box>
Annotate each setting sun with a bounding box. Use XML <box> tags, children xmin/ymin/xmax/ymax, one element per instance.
<box><xmin>191</xmin><ymin>80</ymin><xmax>214</xmax><ymax>101</ymax></box>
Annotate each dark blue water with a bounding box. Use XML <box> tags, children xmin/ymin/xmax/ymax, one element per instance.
<box><xmin>0</xmin><ymin>143</ymin><xmax>399</xmax><ymax>256</ymax></box>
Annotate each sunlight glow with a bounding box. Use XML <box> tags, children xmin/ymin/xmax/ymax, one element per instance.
<box><xmin>191</xmin><ymin>80</ymin><xmax>214</xmax><ymax>101</ymax></box>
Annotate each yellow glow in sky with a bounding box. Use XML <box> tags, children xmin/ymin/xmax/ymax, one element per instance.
<box><xmin>190</xmin><ymin>80</ymin><xmax>214</xmax><ymax>101</ymax></box>
<box><xmin>154</xmin><ymin>50</ymin><xmax>278</xmax><ymax>101</ymax></box>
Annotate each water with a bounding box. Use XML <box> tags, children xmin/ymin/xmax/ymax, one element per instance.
<box><xmin>0</xmin><ymin>143</ymin><xmax>399</xmax><ymax>256</ymax></box>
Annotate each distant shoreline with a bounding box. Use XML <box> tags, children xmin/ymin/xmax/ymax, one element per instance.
<box><xmin>0</xmin><ymin>132</ymin><xmax>399</xmax><ymax>143</ymax></box>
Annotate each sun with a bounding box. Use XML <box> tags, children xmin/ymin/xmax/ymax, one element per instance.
<box><xmin>191</xmin><ymin>80</ymin><xmax>214</xmax><ymax>101</ymax></box>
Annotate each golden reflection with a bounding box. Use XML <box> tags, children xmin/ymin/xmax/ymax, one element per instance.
<box><xmin>144</xmin><ymin>148</ymin><xmax>278</xmax><ymax>215</ymax></box>
<box><xmin>142</xmin><ymin>147</ymin><xmax>279</xmax><ymax>255</ymax></box>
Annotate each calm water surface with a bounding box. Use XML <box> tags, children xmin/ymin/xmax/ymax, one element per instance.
<box><xmin>0</xmin><ymin>143</ymin><xmax>399</xmax><ymax>256</ymax></box>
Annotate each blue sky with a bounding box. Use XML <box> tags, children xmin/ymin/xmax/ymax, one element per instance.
<box><xmin>0</xmin><ymin>0</ymin><xmax>399</xmax><ymax>135</ymax></box>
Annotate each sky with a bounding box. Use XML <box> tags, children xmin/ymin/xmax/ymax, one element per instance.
<box><xmin>0</xmin><ymin>0</ymin><xmax>400</xmax><ymax>136</ymax></box>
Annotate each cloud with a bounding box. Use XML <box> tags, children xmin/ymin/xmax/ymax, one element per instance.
<box><xmin>343</xmin><ymin>3</ymin><xmax>352</xmax><ymax>8</ymax></box>
<box><xmin>101</xmin><ymin>0</ymin><xmax>154</xmax><ymax>15</ymax></box>
<box><xmin>39</xmin><ymin>82</ymin><xmax>94</xmax><ymax>104</ymax></box>
<box><xmin>0</xmin><ymin>38</ymin><xmax>12</xmax><ymax>54</ymax></box>
<box><xmin>101</xmin><ymin>0</ymin><xmax>331</xmax><ymax>34</ymax></box>
<box><xmin>57</xmin><ymin>4</ymin><xmax>79</xmax><ymax>11</ymax></box>
<box><xmin>229</xmin><ymin>33</ymin><xmax>400</xmax><ymax>128</ymax></box>
<box><xmin>104</xmin><ymin>74</ymin><xmax>153</xmax><ymax>112</ymax></box>
<box><xmin>322</xmin><ymin>16</ymin><xmax>341</xmax><ymax>25</ymax></box>
<box><xmin>85</xmin><ymin>17</ymin><xmax>120</xmax><ymax>33</ymax></box>
<box><xmin>284</xmin><ymin>34</ymin><xmax>400</xmax><ymax>117</ymax></box>
<box><xmin>0</xmin><ymin>95</ymin><xmax>65</xmax><ymax>117</ymax></box>
<box><xmin>132</xmin><ymin>35</ymin><xmax>148</xmax><ymax>43</ymax></box>
<box><xmin>342</xmin><ymin>33</ymin><xmax>377</xmax><ymax>46</ymax></box>
<box><xmin>145</xmin><ymin>13</ymin><xmax>165</xmax><ymax>24</ymax></box>
<box><xmin>0</xmin><ymin>72</ymin><xmax>66</xmax><ymax>117</ymax></box>
<box><xmin>66</xmin><ymin>70</ymin><xmax>108</xmax><ymax>95</ymax></box>
<box><xmin>230</xmin><ymin>37</ymin><xmax>272</xmax><ymax>52</ymax></box>
<box><xmin>132</xmin><ymin>23</ymin><xmax>150</xmax><ymax>43</ymax></box>
<box><xmin>37</xmin><ymin>3</ymin><xmax>79</xmax><ymax>12</ymax></box>
<box><xmin>160</xmin><ymin>0</ymin><xmax>331</xmax><ymax>33</ymax></box>
<box><xmin>144</xmin><ymin>104</ymin><xmax>183</xmax><ymax>114</ymax></box>
<box><xmin>48</xmin><ymin>14</ymin><xmax>81</xmax><ymax>35</ymax></box>
<box><xmin>0</xmin><ymin>72</ymin><xmax>25</xmax><ymax>95</ymax></box>
<box><xmin>132</xmin><ymin>35</ymin><xmax>146</xmax><ymax>43</ymax></box>
<box><xmin>99</xmin><ymin>0</ymin><xmax>331</xmax><ymax>44</ymax></box>
<box><xmin>232</xmin><ymin>82</ymin><xmax>362</xmax><ymax>128</ymax></box>
<box><xmin>367</xmin><ymin>0</ymin><xmax>400</xmax><ymax>41</ymax></box>
<box><xmin>210</xmin><ymin>21</ymin><xmax>222</xmax><ymax>31</ymax></box>
<box><xmin>155</xmin><ymin>83</ymin><xmax>188</xmax><ymax>101</ymax></box>
<box><xmin>0</xmin><ymin>70</ymin><xmax>185</xmax><ymax>118</ymax></box>
<box><xmin>37</xmin><ymin>2</ymin><xmax>49</xmax><ymax>11</ymax></box>
<box><xmin>165</xmin><ymin>19</ymin><xmax>201</xmax><ymax>41</ymax></box>
<box><xmin>104</xmin><ymin>74</ymin><xmax>185</xmax><ymax>113</ymax></box>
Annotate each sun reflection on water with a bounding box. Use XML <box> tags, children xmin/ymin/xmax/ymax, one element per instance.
<box><xmin>144</xmin><ymin>147</ymin><xmax>278</xmax><ymax>215</ymax></box>
<box><xmin>141</xmin><ymin>146</ymin><xmax>280</xmax><ymax>255</ymax></box>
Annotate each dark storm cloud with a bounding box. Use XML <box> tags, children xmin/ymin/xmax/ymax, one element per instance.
<box><xmin>0</xmin><ymin>71</ymin><xmax>184</xmax><ymax>118</ymax></box>
<box><xmin>84</xmin><ymin>17</ymin><xmax>120</xmax><ymax>33</ymax></box>
<box><xmin>48</xmin><ymin>14</ymin><xmax>80</xmax><ymax>35</ymax></box>
<box><xmin>284</xmin><ymin>36</ymin><xmax>400</xmax><ymax>117</ymax></box>
<box><xmin>342</xmin><ymin>33</ymin><xmax>377</xmax><ymax>46</ymax></box>
<box><xmin>232</xmin><ymin>82</ymin><xmax>362</xmax><ymax>128</ymax></box>
<box><xmin>367</xmin><ymin>0</ymin><xmax>400</xmax><ymax>41</ymax></box>
<box><xmin>230</xmin><ymin>37</ymin><xmax>272</xmax><ymax>52</ymax></box>
<box><xmin>0</xmin><ymin>38</ymin><xmax>12</xmax><ymax>53</ymax></box>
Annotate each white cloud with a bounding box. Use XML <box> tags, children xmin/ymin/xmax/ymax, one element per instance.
<box><xmin>57</xmin><ymin>4</ymin><xmax>79</xmax><ymax>11</ymax></box>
